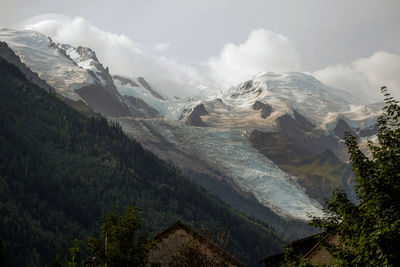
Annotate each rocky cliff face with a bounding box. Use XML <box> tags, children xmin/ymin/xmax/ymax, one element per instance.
<box><xmin>137</xmin><ymin>77</ymin><xmax>165</xmax><ymax>100</ymax></box>
<box><xmin>113</xmin><ymin>75</ymin><xmax>139</xmax><ymax>87</ymax></box>
<box><xmin>253</xmin><ymin>100</ymin><xmax>272</xmax><ymax>119</ymax></box>
<box><xmin>185</xmin><ymin>104</ymin><xmax>208</xmax><ymax>126</ymax></box>
<box><xmin>1</xmin><ymin>28</ymin><xmax>381</xmax><ymax>225</ymax></box>
<box><xmin>0</xmin><ymin>40</ymin><xmax>96</xmax><ymax>116</ymax></box>
<box><xmin>0</xmin><ymin>29</ymin><xmax>150</xmax><ymax>118</ymax></box>
<box><xmin>123</xmin><ymin>95</ymin><xmax>160</xmax><ymax>117</ymax></box>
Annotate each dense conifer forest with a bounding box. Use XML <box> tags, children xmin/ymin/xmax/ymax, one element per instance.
<box><xmin>0</xmin><ymin>58</ymin><xmax>285</xmax><ymax>266</ymax></box>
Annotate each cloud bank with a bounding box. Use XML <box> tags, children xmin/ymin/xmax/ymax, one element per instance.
<box><xmin>24</xmin><ymin>16</ymin><xmax>207</xmax><ymax>97</ymax></box>
<box><xmin>20</xmin><ymin>15</ymin><xmax>400</xmax><ymax>102</ymax></box>
<box><xmin>154</xmin><ymin>42</ymin><xmax>170</xmax><ymax>51</ymax></box>
<box><xmin>314</xmin><ymin>51</ymin><xmax>400</xmax><ymax>102</ymax></box>
<box><xmin>208</xmin><ymin>29</ymin><xmax>301</xmax><ymax>86</ymax></box>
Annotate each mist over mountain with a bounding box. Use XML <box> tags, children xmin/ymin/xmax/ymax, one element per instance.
<box><xmin>0</xmin><ymin>2</ymin><xmax>399</xmax><ymax>265</ymax></box>
<box><xmin>10</xmin><ymin>13</ymin><xmax>400</xmax><ymax>102</ymax></box>
<box><xmin>0</xmin><ymin>41</ymin><xmax>291</xmax><ymax>266</ymax></box>
<box><xmin>3</xmin><ymin>16</ymin><xmax>400</xmax><ymax>267</ymax></box>
<box><xmin>0</xmin><ymin>28</ymin><xmax>382</xmax><ymax>222</ymax></box>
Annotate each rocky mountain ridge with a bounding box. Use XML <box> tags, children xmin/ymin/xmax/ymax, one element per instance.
<box><xmin>0</xmin><ymin>28</ymin><xmax>381</xmax><ymax>223</ymax></box>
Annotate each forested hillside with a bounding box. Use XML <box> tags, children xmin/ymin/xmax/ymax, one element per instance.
<box><xmin>0</xmin><ymin>58</ymin><xmax>284</xmax><ymax>266</ymax></box>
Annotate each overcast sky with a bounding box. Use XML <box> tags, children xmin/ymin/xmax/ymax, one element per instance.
<box><xmin>1</xmin><ymin>0</ymin><xmax>399</xmax><ymax>100</ymax></box>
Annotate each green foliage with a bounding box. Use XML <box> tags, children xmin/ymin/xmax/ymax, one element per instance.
<box><xmin>282</xmin><ymin>247</ymin><xmax>315</xmax><ymax>267</ymax></box>
<box><xmin>0</xmin><ymin>58</ymin><xmax>283</xmax><ymax>266</ymax></box>
<box><xmin>66</xmin><ymin>240</ymin><xmax>84</xmax><ymax>267</ymax></box>
<box><xmin>59</xmin><ymin>205</ymin><xmax>152</xmax><ymax>267</ymax></box>
<box><xmin>0</xmin><ymin>238</ymin><xmax>5</xmax><ymax>267</ymax></box>
<box><xmin>310</xmin><ymin>87</ymin><xmax>400</xmax><ymax>266</ymax></box>
<box><xmin>85</xmin><ymin>205</ymin><xmax>152</xmax><ymax>266</ymax></box>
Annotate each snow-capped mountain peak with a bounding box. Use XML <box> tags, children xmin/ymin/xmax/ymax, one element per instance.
<box><xmin>0</xmin><ymin>28</ymin><xmax>383</xmax><ymax>222</ymax></box>
<box><xmin>61</xmin><ymin>43</ymin><xmax>110</xmax><ymax>86</ymax></box>
<box><xmin>211</xmin><ymin>71</ymin><xmax>382</xmax><ymax>135</ymax></box>
<box><xmin>0</xmin><ymin>28</ymin><xmax>94</xmax><ymax>100</ymax></box>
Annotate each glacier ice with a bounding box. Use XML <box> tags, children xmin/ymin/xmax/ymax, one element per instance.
<box><xmin>119</xmin><ymin>118</ymin><xmax>324</xmax><ymax>220</ymax></box>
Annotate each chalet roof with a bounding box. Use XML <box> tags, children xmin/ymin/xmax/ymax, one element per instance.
<box><xmin>258</xmin><ymin>232</ymin><xmax>325</xmax><ymax>265</ymax></box>
<box><xmin>153</xmin><ymin>221</ymin><xmax>247</xmax><ymax>267</ymax></box>
<box><xmin>285</xmin><ymin>232</ymin><xmax>325</xmax><ymax>255</ymax></box>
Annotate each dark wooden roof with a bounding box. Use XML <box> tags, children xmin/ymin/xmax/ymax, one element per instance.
<box><xmin>285</xmin><ymin>232</ymin><xmax>325</xmax><ymax>255</ymax></box>
<box><xmin>154</xmin><ymin>221</ymin><xmax>247</xmax><ymax>267</ymax></box>
<box><xmin>257</xmin><ymin>252</ymin><xmax>284</xmax><ymax>266</ymax></box>
<box><xmin>258</xmin><ymin>232</ymin><xmax>325</xmax><ymax>265</ymax></box>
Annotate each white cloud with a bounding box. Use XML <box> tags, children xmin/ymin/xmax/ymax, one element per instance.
<box><xmin>24</xmin><ymin>19</ymin><xmax>64</xmax><ymax>37</ymax></box>
<box><xmin>208</xmin><ymin>29</ymin><xmax>301</xmax><ymax>86</ymax></box>
<box><xmin>154</xmin><ymin>42</ymin><xmax>170</xmax><ymax>51</ymax></box>
<box><xmin>314</xmin><ymin>51</ymin><xmax>400</xmax><ymax>103</ymax></box>
<box><xmin>18</xmin><ymin>15</ymin><xmax>400</xmax><ymax>101</ymax></box>
<box><xmin>23</xmin><ymin>16</ymin><xmax>208</xmax><ymax>97</ymax></box>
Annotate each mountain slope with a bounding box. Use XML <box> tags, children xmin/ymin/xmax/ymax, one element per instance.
<box><xmin>0</xmin><ymin>28</ymin><xmax>380</xmax><ymax>236</ymax></box>
<box><xmin>0</xmin><ymin>57</ymin><xmax>284</xmax><ymax>266</ymax></box>
<box><xmin>250</xmin><ymin>130</ymin><xmax>355</xmax><ymax>203</ymax></box>
<box><xmin>117</xmin><ymin>117</ymin><xmax>324</xmax><ymax>220</ymax></box>
<box><xmin>0</xmin><ymin>28</ymin><xmax>134</xmax><ymax>117</ymax></box>
<box><xmin>0</xmin><ymin>41</ymin><xmax>96</xmax><ymax>117</ymax></box>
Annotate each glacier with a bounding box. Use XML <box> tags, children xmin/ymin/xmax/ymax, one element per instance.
<box><xmin>118</xmin><ymin>118</ymin><xmax>324</xmax><ymax>220</ymax></box>
<box><xmin>1</xmin><ymin>28</ymin><xmax>384</xmax><ymax>221</ymax></box>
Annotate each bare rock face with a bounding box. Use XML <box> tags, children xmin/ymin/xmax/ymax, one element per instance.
<box><xmin>186</xmin><ymin>103</ymin><xmax>208</xmax><ymax>127</ymax></box>
<box><xmin>192</xmin><ymin>103</ymin><xmax>208</xmax><ymax>116</ymax></box>
<box><xmin>358</xmin><ymin>124</ymin><xmax>378</xmax><ymax>137</ymax></box>
<box><xmin>137</xmin><ymin>77</ymin><xmax>165</xmax><ymax>100</ymax></box>
<box><xmin>253</xmin><ymin>100</ymin><xmax>272</xmax><ymax>119</ymax></box>
<box><xmin>232</xmin><ymin>80</ymin><xmax>252</xmax><ymax>97</ymax></box>
<box><xmin>123</xmin><ymin>95</ymin><xmax>160</xmax><ymax>117</ymax></box>
<box><xmin>113</xmin><ymin>75</ymin><xmax>139</xmax><ymax>87</ymax></box>
<box><xmin>333</xmin><ymin>119</ymin><xmax>357</xmax><ymax>139</ymax></box>
<box><xmin>76</xmin><ymin>69</ymin><xmax>134</xmax><ymax>117</ymax></box>
<box><xmin>249</xmin><ymin>129</ymin><xmax>356</xmax><ymax>204</ymax></box>
<box><xmin>75</xmin><ymin>46</ymin><xmax>99</xmax><ymax>62</ymax></box>
<box><xmin>293</xmin><ymin>109</ymin><xmax>315</xmax><ymax>132</ymax></box>
<box><xmin>242</xmin><ymin>80</ymin><xmax>253</xmax><ymax>90</ymax></box>
<box><xmin>59</xmin><ymin>44</ymin><xmax>139</xmax><ymax>117</ymax></box>
<box><xmin>76</xmin><ymin>83</ymin><xmax>131</xmax><ymax>117</ymax></box>
<box><xmin>276</xmin><ymin>111</ymin><xmax>340</xmax><ymax>156</ymax></box>
<box><xmin>75</xmin><ymin>46</ymin><xmax>112</xmax><ymax>85</ymax></box>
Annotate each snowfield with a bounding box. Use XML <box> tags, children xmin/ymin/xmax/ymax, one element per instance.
<box><xmin>1</xmin><ymin>28</ymin><xmax>383</xmax><ymax>221</ymax></box>
<box><xmin>0</xmin><ymin>28</ymin><xmax>94</xmax><ymax>100</ymax></box>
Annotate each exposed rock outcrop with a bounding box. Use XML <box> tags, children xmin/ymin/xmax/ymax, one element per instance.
<box><xmin>186</xmin><ymin>103</ymin><xmax>208</xmax><ymax>127</ymax></box>
<box><xmin>293</xmin><ymin>109</ymin><xmax>315</xmax><ymax>132</ymax></box>
<box><xmin>333</xmin><ymin>119</ymin><xmax>357</xmax><ymax>139</ymax></box>
<box><xmin>113</xmin><ymin>75</ymin><xmax>139</xmax><ymax>87</ymax></box>
<box><xmin>123</xmin><ymin>95</ymin><xmax>160</xmax><ymax>117</ymax></box>
<box><xmin>137</xmin><ymin>77</ymin><xmax>164</xmax><ymax>100</ymax></box>
<box><xmin>253</xmin><ymin>100</ymin><xmax>272</xmax><ymax>119</ymax></box>
<box><xmin>76</xmin><ymin>83</ymin><xmax>131</xmax><ymax>117</ymax></box>
<box><xmin>358</xmin><ymin>124</ymin><xmax>378</xmax><ymax>137</ymax></box>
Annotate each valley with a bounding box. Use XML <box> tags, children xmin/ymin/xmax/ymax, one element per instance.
<box><xmin>0</xmin><ymin>27</ymin><xmax>383</xmax><ymax>266</ymax></box>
